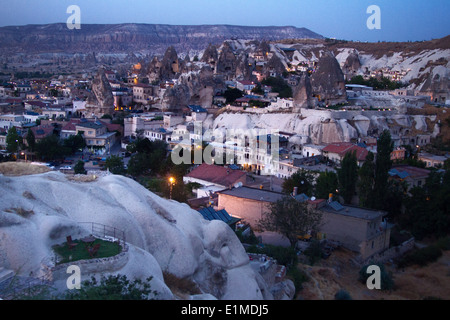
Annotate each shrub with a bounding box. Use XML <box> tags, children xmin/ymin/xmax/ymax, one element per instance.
<box><xmin>64</xmin><ymin>274</ymin><xmax>156</xmax><ymax>300</ymax></box>
<box><xmin>286</xmin><ymin>267</ymin><xmax>309</xmax><ymax>294</ymax></box>
<box><xmin>397</xmin><ymin>245</ymin><xmax>442</xmax><ymax>268</ymax></box>
<box><xmin>74</xmin><ymin>160</ymin><xmax>87</xmax><ymax>175</ymax></box>
<box><xmin>334</xmin><ymin>289</ymin><xmax>352</xmax><ymax>300</ymax></box>
<box><xmin>435</xmin><ymin>236</ymin><xmax>450</xmax><ymax>251</ymax></box>
<box><xmin>303</xmin><ymin>240</ymin><xmax>324</xmax><ymax>265</ymax></box>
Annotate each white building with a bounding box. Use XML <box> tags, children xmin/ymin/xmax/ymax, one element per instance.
<box><xmin>144</xmin><ymin>127</ymin><xmax>168</xmax><ymax>142</ymax></box>
<box><xmin>302</xmin><ymin>144</ymin><xmax>325</xmax><ymax>158</ymax></box>
<box><xmin>267</xmin><ymin>98</ymin><xmax>294</xmax><ymax>111</ymax></box>
<box><xmin>133</xmin><ymin>83</ymin><xmax>153</xmax><ymax>105</ymax></box>
<box><xmin>124</xmin><ymin>115</ymin><xmax>165</xmax><ymax>137</ymax></box>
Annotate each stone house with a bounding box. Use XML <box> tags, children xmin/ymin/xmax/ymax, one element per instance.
<box><xmin>75</xmin><ymin>120</ymin><xmax>116</xmax><ymax>149</ymax></box>
<box><xmin>217</xmin><ymin>186</ymin><xmax>284</xmax><ymax>228</ymax></box>
<box><xmin>314</xmin><ymin>199</ymin><xmax>391</xmax><ymax>261</ymax></box>
<box><xmin>418</xmin><ymin>152</ymin><xmax>448</xmax><ymax>168</ymax></box>
<box><xmin>322</xmin><ymin>142</ymin><xmax>368</xmax><ymax>166</ymax></box>
<box><xmin>388</xmin><ymin>165</ymin><xmax>430</xmax><ymax>190</ymax></box>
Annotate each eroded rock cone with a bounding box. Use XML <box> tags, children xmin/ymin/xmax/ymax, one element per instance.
<box><xmin>293</xmin><ymin>74</ymin><xmax>315</xmax><ymax>111</ymax></box>
<box><xmin>310</xmin><ymin>51</ymin><xmax>347</xmax><ymax>105</ymax></box>
<box><xmin>160</xmin><ymin>46</ymin><xmax>180</xmax><ymax>80</ymax></box>
<box><xmin>85</xmin><ymin>68</ymin><xmax>114</xmax><ymax>117</ymax></box>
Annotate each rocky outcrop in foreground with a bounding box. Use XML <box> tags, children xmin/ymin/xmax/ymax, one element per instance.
<box><xmin>0</xmin><ymin>169</ymin><xmax>293</xmax><ymax>300</ymax></box>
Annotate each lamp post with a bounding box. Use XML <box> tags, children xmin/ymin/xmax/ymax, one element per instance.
<box><xmin>168</xmin><ymin>176</ymin><xmax>175</xmax><ymax>200</ymax></box>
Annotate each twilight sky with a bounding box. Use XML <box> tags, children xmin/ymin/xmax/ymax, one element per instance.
<box><xmin>0</xmin><ymin>0</ymin><xmax>448</xmax><ymax>42</ymax></box>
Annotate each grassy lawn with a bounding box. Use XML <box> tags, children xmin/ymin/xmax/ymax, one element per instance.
<box><xmin>53</xmin><ymin>238</ymin><xmax>122</xmax><ymax>264</ymax></box>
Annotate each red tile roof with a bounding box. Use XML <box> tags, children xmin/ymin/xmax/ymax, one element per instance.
<box><xmin>238</xmin><ymin>80</ymin><xmax>255</xmax><ymax>86</ymax></box>
<box><xmin>186</xmin><ymin>163</ymin><xmax>247</xmax><ymax>188</ymax></box>
<box><xmin>61</xmin><ymin>119</ymin><xmax>81</xmax><ymax>131</ymax></box>
<box><xmin>25</xmin><ymin>125</ymin><xmax>54</xmax><ymax>139</ymax></box>
<box><xmin>323</xmin><ymin>142</ymin><xmax>368</xmax><ymax>161</ymax></box>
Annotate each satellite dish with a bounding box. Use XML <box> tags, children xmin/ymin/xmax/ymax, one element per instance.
<box><xmin>311</xmin><ymin>196</ymin><xmax>316</xmax><ymax>201</ymax></box>
<box><xmin>234</xmin><ymin>182</ymin><xmax>243</xmax><ymax>188</ymax></box>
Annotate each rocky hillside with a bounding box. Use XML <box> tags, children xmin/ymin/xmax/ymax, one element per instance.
<box><xmin>0</xmin><ymin>167</ymin><xmax>294</xmax><ymax>300</ymax></box>
<box><xmin>0</xmin><ymin>23</ymin><xmax>323</xmax><ymax>56</ymax></box>
<box><xmin>208</xmin><ymin>109</ymin><xmax>440</xmax><ymax>145</ymax></box>
<box><xmin>276</xmin><ymin>37</ymin><xmax>450</xmax><ymax>94</ymax></box>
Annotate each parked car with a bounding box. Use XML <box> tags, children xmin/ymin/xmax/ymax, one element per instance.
<box><xmin>60</xmin><ymin>165</ymin><xmax>72</xmax><ymax>170</ymax></box>
<box><xmin>44</xmin><ymin>163</ymin><xmax>55</xmax><ymax>170</ymax></box>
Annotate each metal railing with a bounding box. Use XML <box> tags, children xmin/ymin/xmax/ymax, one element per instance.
<box><xmin>78</xmin><ymin>222</ymin><xmax>127</xmax><ymax>250</ymax></box>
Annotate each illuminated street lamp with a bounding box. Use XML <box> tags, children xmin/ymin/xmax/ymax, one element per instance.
<box><xmin>168</xmin><ymin>176</ymin><xmax>175</xmax><ymax>199</ymax></box>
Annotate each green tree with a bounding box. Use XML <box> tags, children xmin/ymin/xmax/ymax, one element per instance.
<box><xmin>257</xmin><ymin>196</ymin><xmax>322</xmax><ymax>248</ymax></box>
<box><xmin>26</xmin><ymin>128</ymin><xmax>36</xmax><ymax>152</ymax></box>
<box><xmin>35</xmin><ymin>135</ymin><xmax>69</xmax><ymax>161</ymax></box>
<box><xmin>64</xmin><ymin>274</ymin><xmax>156</xmax><ymax>300</ymax></box>
<box><xmin>161</xmin><ymin>175</ymin><xmax>189</xmax><ymax>202</ymax></box>
<box><xmin>314</xmin><ymin>170</ymin><xmax>338</xmax><ymax>199</ymax></box>
<box><xmin>282</xmin><ymin>169</ymin><xmax>315</xmax><ymax>196</ymax></box>
<box><xmin>261</xmin><ymin>77</ymin><xmax>293</xmax><ymax>98</ymax></box>
<box><xmin>74</xmin><ymin>160</ymin><xmax>87</xmax><ymax>175</ymax></box>
<box><xmin>373</xmin><ymin>130</ymin><xmax>394</xmax><ymax>209</ymax></box>
<box><xmin>127</xmin><ymin>152</ymin><xmax>153</xmax><ymax>177</ymax></box>
<box><xmin>251</xmin><ymin>84</ymin><xmax>264</xmax><ymax>95</ymax></box>
<box><xmin>126</xmin><ymin>138</ymin><xmax>168</xmax><ymax>176</ymax></box>
<box><xmin>401</xmin><ymin>170</ymin><xmax>450</xmax><ymax>240</ymax></box>
<box><xmin>357</xmin><ymin>151</ymin><xmax>375</xmax><ymax>208</ymax></box>
<box><xmin>105</xmin><ymin>155</ymin><xmax>126</xmax><ymax>175</ymax></box>
<box><xmin>63</xmin><ymin>133</ymin><xmax>86</xmax><ymax>154</ymax></box>
<box><xmin>384</xmin><ymin>179</ymin><xmax>408</xmax><ymax>220</ymax></box>
<box><xmin>337</xmin><ymin>151</ymin><xmax>358</xmax><ymax>204</ymax></box>
<box><xmin>6</xmin><ymin>126</ymin><xmax>20</xmax><ymax>154</ymax></box>
<box><xmin>223</xmin><ymin>88</ymin><xmax>243</xmax><ymax>104</ymax></box>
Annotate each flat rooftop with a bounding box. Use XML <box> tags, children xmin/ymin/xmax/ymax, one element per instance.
<box><xmin>321</xmin><ymin>201</ymin><xmax>386</xmax><ymax>220</ymax></box>
<box><xmin>218</xmin><ymin>186</ymin><xmax>284</xmax><ymax>203</ymax></box>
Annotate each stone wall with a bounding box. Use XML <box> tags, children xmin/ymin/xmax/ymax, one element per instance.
<box><xmin>360</xmin><ymin>238</ymin><xmax>415</xmax><ymax>266</ymax></box>
<box><xmin>50</xmin><ymin>249</ymin><xmax>129</xmax><ymax>283</ymax></box>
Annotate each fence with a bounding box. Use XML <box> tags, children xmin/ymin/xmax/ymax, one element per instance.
<box><xmin>78</xmin><ymin>222</ymin><xmax>127</xmax><ymax>250</ymax></box>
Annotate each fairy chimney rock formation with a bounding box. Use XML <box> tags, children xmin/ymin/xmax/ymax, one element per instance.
<box><xmin>85</xmin><ymin>68</ymin><xmax>115</xmax><ymax>117</ymax></box>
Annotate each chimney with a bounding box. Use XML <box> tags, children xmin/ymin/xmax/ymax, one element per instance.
<box><xmin>293</xmin><ymin>187</ymin><xmax>298</xmax><ymax>196</ymax></box>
